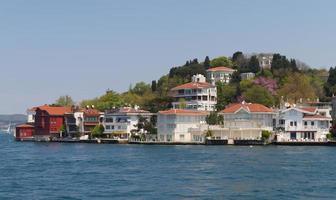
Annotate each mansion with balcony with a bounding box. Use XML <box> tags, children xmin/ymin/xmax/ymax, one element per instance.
<box><xmin>103</xmin><ymin>107</ymin><xmax>153</xmax><ymax>139</ymax></box>
<box><xmin>206</xmin><ymin>66</ymin><xmax>236</xmax><ymax>85</ymax></box>
<box><xmin>170</xmin><ymin>74</ymin><xmax>217</xmax><ymax>111</ymax></box>
<box><xmin>276</xmin><ymin>106</ymin><xmax>332</xmax><ymax>142</ymax></box>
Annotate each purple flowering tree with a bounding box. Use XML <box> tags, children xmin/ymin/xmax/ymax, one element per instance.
<box><xmin>253</xmin><ymin>77</ymin><xmax>278</xmax><ymax>95</ymax></box>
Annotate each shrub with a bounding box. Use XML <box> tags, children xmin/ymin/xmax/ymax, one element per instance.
<box><xmin>261</xmin><ymin>130</ymin><xmax>272</xmax><ymax>140</ymax></box>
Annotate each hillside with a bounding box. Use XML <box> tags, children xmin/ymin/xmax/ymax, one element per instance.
<box><xmin>56</xmin><ymin>51</ymin><xmax>333</xmax><ymax>113</ymax></box>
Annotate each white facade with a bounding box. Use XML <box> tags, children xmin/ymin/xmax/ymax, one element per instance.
<box><xmin>170</xmin><ymin>74</ymin><xmax>217</xmax><ymax>111</ymax></box>
<box><xmin>27</xmin><ymin>110</ymin><xmax>36</xmax><ymax>123</ymax></box>
<box><xmin>240</xmin><ymin>72</ymin><xmax>255</xmax><ymax>80</ymax></box>
<box><xmin>103</xmin><ymin>107</ymin><xmax>153</xmax><ymax>139</ymax></box>
<box><xmin>157</xmin><ymin>110</ymin><xmax>208</xmax><ymax>143</ymax></box>
<box><xmin>220</xmin><ymin>102</ymin><xmax>275</xmax><ymax>132</ymax></box>
<box><xmin>206</xmin><ymin>67</ymin><xmax>236</xmax><ymax>85</ymax></box>
<box><xmin>257</xmin><ymin>53</ymin><xmax>273</xmax><ymax>69</ymax></box>
<box><xmin>276</xmin><ymin>107</ymin><xmax>332</xmax><ymax>142</ymax></box>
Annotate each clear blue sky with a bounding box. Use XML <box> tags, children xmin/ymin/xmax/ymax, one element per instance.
<box><xmin>1</xmin><ymin>0</ymin><xmax>336</xmax><ymax>114</ymax></box>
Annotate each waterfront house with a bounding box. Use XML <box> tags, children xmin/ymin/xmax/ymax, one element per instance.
<box><xmin>276</xmin><ymin>106</ymin><xmax>332</xmax><ymax>142</ymax></box>
<box><xmin>220</xmin><ymin>102</ymin><xmax>275</xmax><ymax>131</ymax></box>
<box><xmin>103</xmin><ymin>107</ymin><xmax>153</xmax><ymax>139</ymax></box>
<box><xmin>189</xmin><ymin>102</ymin><xmax>276</xmax><ymax>142</ymax></box>
<box><xmin>170</xmin><ymin>74</ymin><xmax>217</xmax><ymax>111</ymax></box>
<box><xmin>15</xmin><ymin>124</ymin><xmax>34</xmax><ymax>140</ymax></box>
<box><xmin>74</xmin><ymin>106</ymin><xmax>103</xmax><ymax>136</ymax></box>
<box><xmin>206</xmin><ymin>66</ymin><xmax>236</xmax><ymax>85</ymax></box>
<box><xmin>33</xmin><ymin>105</ymin><xmax>72</xmax><ymax>139</ymax></box>
<box><xmin>157</xmin><ymin>109</ymin><xmax>208</xmax><ymax>143</ymax></box>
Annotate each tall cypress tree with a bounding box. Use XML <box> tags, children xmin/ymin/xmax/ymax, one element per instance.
<box><xmin>204</xmin><ymin>56</ymin><xmax>210</xmax><ymax>69</ymax></box>
<box><xmin>248</xmin><ymin>55</ymin><xmax>261</xmax><ymax>73</ymax></box>
<box><xmin>151</xmin><ymin>80</ymin><xmax>157</xmax><ymax>92</ymax></box>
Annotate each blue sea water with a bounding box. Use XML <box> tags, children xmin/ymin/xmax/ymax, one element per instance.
<box><xmin>1</xmin><ymin>133</ymin><xmax>336</xmax><ymax>200</ymax></box>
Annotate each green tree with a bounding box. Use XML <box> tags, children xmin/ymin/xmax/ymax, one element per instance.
<box><xmin>278</xmin><ymin>73</ymin><xmax>316</xmax><ymax>103</ymax></box>
<box><xmin>178</xmin><ymin>98</ymin><xmax>187</xmax><ymax>109</ymax></box>
<box><xmin>131</xmin><ymin>82</ymin><xmax>152</xmax><ymax>96</ymax></box>
<box><xmin>92</xmin><ymin>124</ymin><xmax>104</xmax><ymax>138</ymax></box>
<box><xmin>248</xmin><ymin>55</ymin><xmax>261</xmax><ymax>73</ymax></box>
<box><xmin>243</xmin><ymin>85</ymin><xmax>274</xmax><ymax>107</ymax></box>
<box><xmin>210</xmin><ymin>56</ymin><xmax>233</xmax><ymax>67</ymax></box>
<box><xmin>206</xmin><ymin>112</ymin><xmax>224</xmax><ymax>125</ymax></box>
<box><xmin>55</xmin><ymin>95</ymin><xmax>74</xmax><ymax>107</ymax></box>
<box><xmin>325</xmin><ymin>67</ymin><xmax>336</xmax><ymax>96</ymax></box>
<box><xmin>261</xmin><ymin>130</ymin><xmax>272</xmax><ymax>140</ymax></box>
<box><xmin>216</xmin><ymin>83</ymin><xmax>237</xmax><ymax>111</ymax></box>
<box><xmin>204</xmin><ymin>56</ymin><xmax>211</xmax><ymax>69</ymax></box>
<box><xmin>151</xmin><ymin>80</ymin><xmax>157</xmax><ymax>92</ymax></box>
<box><xmin>81</xmin><ymin>90</ymin><xmax>124</xmax><ymax>111</ymax></box>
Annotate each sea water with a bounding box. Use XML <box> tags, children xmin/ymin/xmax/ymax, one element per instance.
<box><xmin>1</xmin><ymin>133</ymin><xmax>336</xmax><ymax>199</ymax></box>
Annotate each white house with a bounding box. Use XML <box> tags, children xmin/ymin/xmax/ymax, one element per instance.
<box><xmin>170</xmin><ymin>74</ymin><xmax>217</xmax><ymax>111</ymax></box>
<box><xmin>74</xmin><ymin>107</ymin><xmax>104</xmax><ymax>135</ymax></box>
<box><xmin>103</xmin><ymin>107</ymin><xmax>153</xmax><ymax>139</ymax></box>
<box><xmin>157</xmin><ymin>109</ymin><xmax>208</xmax><ymax>143</ymax></box>
<box><xmin>240</xmin><ymin>72</ymin><xmax>255</xmax><ymax>80</ymax></box>
<box><xmin>202</xmin><ymin>102</ymin><xmax>276</xmax><ymax>141</ymax></box>
<box><xmin>206</xmin><ymin>66</ymin><xmax>236</xmax><ymax>85</ymax></box>
<box><xmin>257</xmin><ymin>53</ymin><xmax>273</xmax><ymax>69</ymax></box>
<box><xmin>220</xmin><ymin>102</ymin><xmax>275</xmax><ymax>131</ymax></box>
<box><xmin>276</xmin><ymin>106</ymin><xmax>332</xmax><ymax>142</ymax></box>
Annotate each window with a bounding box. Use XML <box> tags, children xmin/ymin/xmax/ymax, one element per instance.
<box><xmin>304</xmin><ymin>121</ymin><xmax>307</xmax><ymax>126</ymax></box>
<box><xmin>311</xmin><ymin>121</ymin><xmax>315</xmax><ymax>126</ymax></box>
<box><xmin>179</xmin><ymin>134</ymin><xmax>185</xmax><ymax>141</ymax></box>
<box><xmin>290</xmin><ymin>121</ymin><xmax>293</xmax><ymax>126</ymax></box>
<box><xmin>106</xmin><ymin>125</ymin><xmax>111</xmax><ymax>130</ymax></box>
<box><xmin>294</xmin><ymin>121</ymin><xmax>297</xmax><ymax>126</ymax></box>
<box><xmin>105</xmin><ymin>117</ymin><xmax>113</xmax><ymax>123</ymax></box>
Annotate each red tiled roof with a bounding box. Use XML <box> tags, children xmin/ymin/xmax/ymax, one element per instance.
<box><xmin>221</xmin><ymin>102</ymin><xmax>273</xmax><ymax>113</ymax></box>
<box><xmin>33</xmin><ymin>105</ymin><xmax>72</xmax><ymax>116</ymax></box>
<box><xmin>82</xmin><ymin>108</ymin><xmax>101</xmax><ymax>116</ymax></box>
<box><xmin>16</xmin><ymin>124</ymin><xmax>34</xmax><ymax>128</ymax></box>
<box><xmin>159</xmin><ymin>109</ymin><xmax>209</xmax><ymax>116</ymax></box>
<box><xmin>299</xmin><ymin>107</ymin><xmax>317</xmax><ymax>113</ymax></box>
<box><xmin>206</xmin><ymin>66</ymin><xmax>235</xmax><ymax>72</ymax></box>
<box><xmin>171</xmin><ymin>82</ymin><xmax>214</xmax><ymax>91</ymax></box>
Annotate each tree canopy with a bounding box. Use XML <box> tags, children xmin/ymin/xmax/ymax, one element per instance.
<box><xmin>55</xmin><ymin>95</ymin><xmax>75</xmax><ymax>107</ymax></box>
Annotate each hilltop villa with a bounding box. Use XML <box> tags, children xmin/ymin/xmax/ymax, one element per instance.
<box><xmin>170</xmin><ymin>74</ymin><xmax>217</xmax><ymax>111</ymax></box>
<box><xmin>206</xmin><ymin>66</ymin><xmax>236</xmax><ymax>85</ymax></box>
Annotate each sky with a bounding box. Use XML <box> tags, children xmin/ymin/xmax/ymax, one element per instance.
<box><xmin>1</xmin><ymin>0</ymin><xmax>336</xmax><ymax>114</ymax></box>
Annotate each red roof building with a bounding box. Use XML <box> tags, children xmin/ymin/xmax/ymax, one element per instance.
<box><xmin>221</xmin><ymin>102</ymin><xmax>274</xmax><ymax>114</ymax></box>
<box><xmin>169</xmin><ymin>74</ymin><xmax>217</xmax><ymax>111</ymax></box>
<box><xmin>220</xmin><ymin>102</ymin><xmax>275</xmax><ymax>131</ymax></box>
<box><xmin>206</xmin><ymin>66</ymin><xmax>236</xmax><ymax>85</ymax></box>
<box><xmin>33</xmin><ymin>105</ymin><xmax>72</xmax><ymax>137</ymax></box>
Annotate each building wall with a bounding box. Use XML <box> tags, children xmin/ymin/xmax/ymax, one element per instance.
<box><xmin>34</xmin><ymin>110</ymin><xmax>50</xmax><ymax>135</ymax></box>
<box><xmin>172</xmin><ymin>87</ymin><xmax>217</xmax><ymax>111</ymax></box>
<box><xmin>16</xmin><ymin>127</ymin><xmax>34</xmax><ymax>139</ymax></box>
<box><xmin>207</xmin><ymin>71</ymin><xmax>234</xmax><ymax>85</ymax></box>
<box><xmin>276</xmin><ymin>108</ymin><xmax>331</xmax><ymax>141</ymax></box>
<box><xmin>157</xmin><ymin>114</ymin><xmax>206</xmax><ymax>142</ymax></box>
<box><xmin>222</xmin><ymin>111</ymin><xmax>274</xmax><ymax>131</ymax></box>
